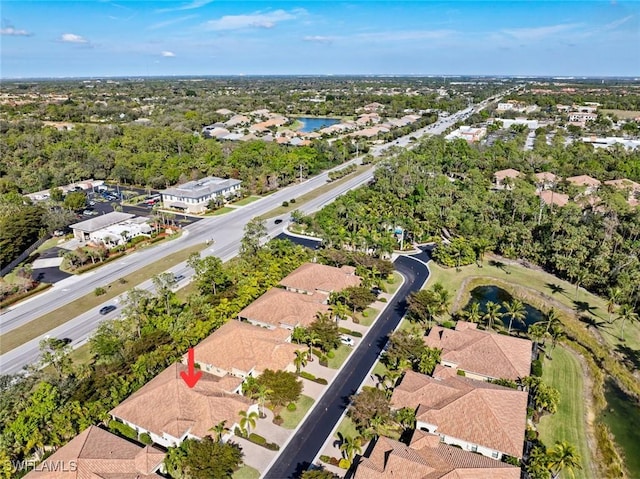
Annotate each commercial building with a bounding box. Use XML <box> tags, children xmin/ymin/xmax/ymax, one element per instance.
<box><xmin>160</xmin><ymin>176</ymin><xmax>242</xmax><ymax>214</ymax></box>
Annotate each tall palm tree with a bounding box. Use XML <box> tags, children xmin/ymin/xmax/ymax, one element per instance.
<box><xmin>238</xmin><ymin>409</ymin><xmax>259</xmax><ymax>436</ymax></box>
<box><xmin>463</xmin><ymin>301</ymin><xmax>482</xmax><ymax>324</ymax></box>
<box><xmin>503</xmin><ymin>299</ymin><xmax>527</xmax><ymax>334</ymax></box>
<box><xmin>306</xmin><ymin>331</ymin><xmax>322</xmax><ymax>360</ymax></box>
<box><xmin>293</xmin><ymin>349</ymin><xmax>309</xmax><ymax>375</ymax></box>
<box><xmin>616</xmin><ymin>304</ymin><xmax>639</xmax><ymax>342</ymax></box>
<box><xmin>483</xmin><ymin>301</ymin><xmax>503</xmax><ymax>330</ymax></box>
<box><xmin>209</xmin><ymin>420</ymin><xmax>229</xmax><ymax>442</ymax></box>
<box><xmin>606</xmin><ymin>287</ymin><xmax>622</xmax><ymax>323</ymax></box>
<box><xmin>339</xmin><ymin>435</ymin><xmax>363</xmax><ymax>463</ymax></box>
<box><xmin>255</xmin><ymin>384</ymin><xmax>273</xmax><ymax>418</ymax></box>
<box><xmin>331</xmin><ymin>302</ymin><xmax>350</xmax><ymax>324</ymax></box>
<box><xmin>548</xmin><ymin>441</ymin><xmax>582</xmax><ymax>479</ymax></box>
<box><xmin>544</xmin><ymin>308</ymin><xmax>561</xmax><ymax>334</ymax></box>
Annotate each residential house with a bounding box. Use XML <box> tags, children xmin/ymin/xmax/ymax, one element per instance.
<box><xmin>160</xmin><ymin>176</ymin><xmax>242</xmax><ymax>214</ymax></box>
<box><xmin>534</xmin><ymin>172</ymin><xmax>560</xmax><ymax>190</ymax></box>
<box><xmin>493</xmin><ymin>169</ymin><xmax>521</xmax><ymax>190</ymax></box>
<box><xmin>237</xmin><ymin>287</ymin><xmax>331</xmax><ymax>330</ymax></box>
<box><xmin>390</xmin><ymin>370</ymin><xmax>528</xmax><ymax>460</ymax></box>
<box><xmin>566</xmin><ymin>175</ymin><xmax>601</xmax><ymax>195</ymax></box>
<box><xmin>353</xmin><ymin>429</ymin><xmax>520</xmax><ymax>479</ymax></box>
<box><xmin>423</xmin><ymin>321</ymin><xmax>532</xmax><ymax>381</ymax></box>
<box><xmin>224</xmin><ymin>115</ymin><xmax>250</xmax><ymax>127</ymax></box>
<box><xmin>604</xmin><ymin>178</ymin><xmax>640</xmax><ymax>207</ymax></box>
<box><xmin>188</xmin><ymin>321</ymin><xmax>306</xmax><ymax>378</ymax></box>
<box><xmin>280</xmin><ymin>263</ymin><xmax>361</xmax><ymax>295</ymax></box>
<box><xmin>568</xmin><ymin>112</ymin><xmax>597</xmax><ymax>126</ymax></box>
<box><xmin>110</xmin><ymin>363</ymin><xmax>254</xmax><ymax>447</ymax></box>
<box><xmin>537</xmin><ymin>189</ymin><xmax>570</xmax><ymax>208</ymax></box>
<box><xmin>25</xmin><ymin>425</ymin><xmax>165</xmax><ymax>478</ymax></box>
<box><xmin>445</xmin><ymin>126</ymin><xmax>487</xmax><ymax>143</ymax></box>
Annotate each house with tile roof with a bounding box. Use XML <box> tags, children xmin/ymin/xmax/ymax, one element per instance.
<box><xmin>25</xmin><ymin>425</ymin><xmax>165</xmax><ymax>478</ymax></box>
<box><xmin>280</xmin><ymin>263</ymin><xmax>361</xmax><ymax>296</ymax></box>
<box><xmin>493</xmin><ymin>169</ymin><xmax>521</xmax><ymax>190</ymax></box>
<box><xmin>187</xmin><ymin>320</ymin><xmax>306</xmax><ymax>378</ymax></box>
<box><xmin>237</xmin><ymin>287</ymin><xmax>331</xmax><ymax>330</ymax></box>
<box><xmin>390</xmin><ymin>370</ymin><xmax>528</xmax><ymax>460</ymax></box>
<box><xmin>353</xmin><ymin>429</ymin><xmax>520</xmax><ymax>479</ymax></box>
<box><xmin>537</xmin><ymin>189</ymin><xmax>570</xmax><ymax>208</ymax></box>
<box><xmin>566</xmin><ymin>175</ymin><xmax>601</xmax><ymax>194</ymax></box>
<box><xmin>110</xmin><ymin>363</ymin><xmax>255</xmax><ymax>448</ymax></box>
<box><xmin>424</xmin><ymin>321</ymin><xmax>532</xmax><ymax>381</ymax></box>
<box><xmin>604</xmin><ymin>178</ymin><xmax>640</xmax><ymax>207</ymax></box>
<box><xmin>534</xmin><ymin>172</ymin><xmax>560</xmax><ymax>191</ymax></box>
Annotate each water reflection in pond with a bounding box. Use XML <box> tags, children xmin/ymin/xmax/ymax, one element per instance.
<box><xmin>466</xmin><ymin>285</ymin><xmax>543</xmax><ymax>330</ymax></box>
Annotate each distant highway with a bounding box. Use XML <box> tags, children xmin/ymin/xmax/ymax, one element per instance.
<box><xmin>0</xmin><ymin>95</ymin><xmax>504</xmax><ymax>375</ymax></box>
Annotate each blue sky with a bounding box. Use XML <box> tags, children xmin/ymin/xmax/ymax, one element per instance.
<box><xmin>1</xmin><ymin>1</ymin><xmax>638</xmax><ymax>78</ymax></box>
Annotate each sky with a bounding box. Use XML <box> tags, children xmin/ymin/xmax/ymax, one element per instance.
<box><xmin>1</xmin><ymin>0</ymin><xmax>639</xmax><ymax>78</ymax></box>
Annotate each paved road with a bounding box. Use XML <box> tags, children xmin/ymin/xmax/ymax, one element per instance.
<box><xmin>263</xmin><ymin>250</ymin><xmax>431</xmax><ymax>479</ymax></box>
<box><xmin>0</xmin><ymin>96</ymin><xmax>503</xmax><ymax>374</ymax></box>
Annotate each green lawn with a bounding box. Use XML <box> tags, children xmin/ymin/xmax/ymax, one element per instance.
<box><xmin>356</xmin><ymin>307</ymin><xmax>380</xmax><ymax>327</ymax></box>
<box><xmin>328</xmin><ymin>344</ymin><xmax>353</xmax><ymax>369</ymax></box>
<box><xmin>233</xmin><ymin>465</ymin><xmax>260</xmax><ymax>479</ymax></box>
<box><xmin>280</xmin><ymin>395</ymin><xmax>315</xmax><ymax>429</ymax></box>
<box><xmin>383</xmin><ymin>272</ymin><xmax>403</xmax><ymax>295</ymax></box>
<box><xmin>233</xmin><ymin>196</ymin><xmax>262</xmax><ymax>206</ymax></box>
<box><xmin>427</xmin><ymin>256</ymin><xmax>640</xmax><ymax>354</ymax></box>
<box><xmin>372</xmin><ymin>361</ymin><xmax>390</xmax><ymax>378</ymax></box>
<box><xmin>538</xmin><ymin>345</ymin><xmax>595</xmax><ymax>479</ymax></box>
<box><xmin>210</xmin><ymin>206</ymin><xmax>235</xmax><ymax>216</ymax></box>
<box><xmin>0</xmin><ymin>242</ymin><xmax>207</xmax><ymax>354</ymax></box>
<box><xmin>335</xmin><ymin>416</ymin><xmax>359</xmax><ymax>441</ymax></box>
<box><xmin>34</xmin><ymin>237</ymin><xmax>65</xmax><ymax>254</ymax></box>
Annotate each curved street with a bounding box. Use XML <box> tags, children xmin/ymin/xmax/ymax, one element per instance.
<box><xmin>263</xmin><ymin>249</ymin><xmax>431</xmax><ymax>479</ymax></box>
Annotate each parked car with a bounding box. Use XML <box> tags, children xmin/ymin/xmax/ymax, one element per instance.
<box><xmin>99</xmin><ymin>305</ymin><xmax>117</xmax><ymax>315</ymax></box>
<box><xmin>340</xmin><ymin>335</ymin><xmax>354</xmax><ymax>347</ymax></box>
<box><xmin>174</xmin><ymin>274</ymin><xmax>185</xmax><ymax>282</ymax></box>
<box><xmin>371</xmin><ymin>286</ymin><xmax>383</xmax><ymax>296</ymax></box>
<box><xmin>274</xmin><ymin>219</ymin><xmax>283</xmax><ymax>224</ymax></box>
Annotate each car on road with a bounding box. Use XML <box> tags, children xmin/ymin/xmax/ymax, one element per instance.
<box><xmin>340</xmin><ymin>335</ymin><xmax>354</xmax><ymax>347</ymax></box>
<box><xmin>274</xmin><ymin>219</ymin><xmax>283</xmax><ymax>224</ymax></box>
<box><xmin>99</xmin><ymin>305</ymin><xmax>117</xmax><ymax>315</ymax></box>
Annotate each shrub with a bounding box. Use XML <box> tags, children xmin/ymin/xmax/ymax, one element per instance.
<box><xmin>249</xmin><ymin>433</ymin><xmax>266</xmax><ymax>445</ymax></box>
<box><xmin>287</xmin><ymin>402</ymin><xmax>297</xmax><ymax>412</ymax></box>
<box><xmin>94</xmin><ymin>287</ymin><xmax>106</xmax><ymax>296</ymax></box>
<box><xmin>379</xmin><ymin>297</ymin><xmax>388</xmax><ymax>303</ymax></box>
<box><xmin>526</xmin><ymin>429</ymin><xmax>538</xmax><ymax>441</ymax></box>
<box><xmin>314</xmin><ymin>377</ymin><xmax>328</xmax><ymax>385</ymax></box>
<box><xmin>139</xmin><ymin>433</ymin><xmax>152</xmax><ymax>445</ymax></box>
<box><xmin>326</xmin><ymin>350</ymin><xmax>335</xmax><ymax>359</ymax></box>
<box><xmin>338</xmin><ymin>459</ymin><xmax>351</xmax><ymax>469</ymax></box>
<box><xmin>282</xmin><ymin>201</ymin><xmax>289</xmax><ymax>207</ymax></box>
<box><xmin>109</xmin><ymin>420</ymin><xmax>137</xmax><ymax>440</ymax></box>
<box><xmin>319</xmin><ymin>455</ymin><xmax>332</xmax><ymax>463</ymax></box>
<box><xmin>441</xmin><ymin>320</ymin><xmax>456</xmax><ymax>329</ymax></box>
<box><xmin>339</xmin><ymin>327</ymin><xmax>362</xmax><ymax>338</ymax></box>
<box><xmin>273</xmin><ymin>415</ymin><xmax>284</xmax><ymax>426</ymax></box>
<box><xmin>456</xmin><ymin>369</ymin><xmax>466</xmax><ymax>376</ymax></box>
<box><xmin>362</xmin><ymin>311</ymin><xmax>369</xmax><ymax>317</ymax></box>
<box><xmin>329</xmin><ymin>457</ymin><xmax>340</xmax><ymax>467</ymax></box>
<box><xmin>234</xmin><ymin>426</ymin><xmax>244</xmax><ymax>437</ymax></box>
<box><xmin>290</xmin><ymin>198</ymin><xmax>296</xmax><ymax>203</ymax></box>
<box><xmin>264</xmin><ymin>442</ymin><xmax>280</xmax><ymax>451</ymax></box>
<box><xmin>531</xmin><ymin>359</ymin><xmax>543</xmax><ymax>377</ymax></box>
<box><xmin>300</xmin><ymin>371</ymin><xmax>316</xmax><ymax>381</ymax></box>
<box><xmin>319</xmin><ymin>356</ymin><xmax>328</xmax><ymax>367</ymax></box>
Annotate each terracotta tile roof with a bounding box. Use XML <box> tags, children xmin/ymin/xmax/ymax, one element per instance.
<box><xmin>493</xmin><ymin>169</ymin><xmax>521</xmax><ymax>180</ymax></box>
<box><xmin>424</xmin><ymin>322</ymin><xmax>532</xmax><ymax>380</ymax></box>
<box><xmin>534</xmin><ymin>172</ymin><xmax>559</xmax><ymax>183</ymax></box>
<box><xmin>391</xmin><ymin>371</ymin><xmax>527</xmax><ymax>458</ymax></box>
<box><xmin>25</xmin><ymin>426</ymin><xmax>164</xmax><ymax>478</ymax></box>
<box><xmin>604</xmin><ymin>178</ymin><xmax>640</xmax><ymax>190</ymax></box>
<box><xmin>537</xmin><ymin>189</ymin><xmax>570</xmax><ymax>207</ymax></box>
<box><xmin>353</xmin><ymin>430</ymin><xmax>520</xmax><ymax>479</ymax></box>
<box><xmin>237</xmin><ymin>287</ymin><xmax>331</xmax><ymax>328</ymax></box>
<box><xmin>566</xmin><ymin>175</ymin><xmax>601</xmax><ymax>187</ymax></box>
<box><xmin>280</xmin><ymin>263</ymin><xmax>361</xmax><ymax>294</ymax></box>
<box><xmin>110</xmin><ymin>363</ymin><xmax>251</xmax><ymax>441</ymax></box>
<box><xmin>189</xmin><ymin>321</ymin><xmax>306</xmax><ymax>375</ymax></box>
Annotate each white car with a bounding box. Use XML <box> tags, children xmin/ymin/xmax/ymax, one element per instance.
<box><xmin>340</xmin><ymin>335</ymin><xmax>354</xmax><ymax>347</ymax></box>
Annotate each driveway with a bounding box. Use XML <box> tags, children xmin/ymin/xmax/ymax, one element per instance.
<box><xmin>263</xmin><ymin>251</ymin><xmax>431</xmax><ymax>478</ymax></box>
<box><xmin>31</xmin><ymin>247</ymin><xmax>71</xmax><ymax>284</ymax></box>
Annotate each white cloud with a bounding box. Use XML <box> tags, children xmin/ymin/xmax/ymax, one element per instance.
<box><xmin>204</xmin><ymin>9</ymin><xmax>304</xmax><ymax>31</ymax></box>
<box><xmin>60</xmin><ymin>33</ymin><xmax>89</xmax><ymax>44</ymax></box>
<box><xmin>501</xmin><ymin>23</ymin><xmax>581</xmax><ymax>41</ymax></box>
<box><xmin>603</xmin><ymin>14</ymin><xmax>634</xmax><ymax>31</ymax></box>
<box><xmin>303</xmin><ymin>35</ymin><xmax>336</xmax><ymax>44</ymax></box>
<box><xmin>1</xmin><ymin>26</ymin><xmax>31</xmax><ymax>36</ymax></box>
<box><xmin>355</xmin><ymin>29</ymin><xmax>455</xmax><ymax>42</ymax></box>
<box><xmin>156</xmin><ymin>0</ymin><xmax>214</xmax><ymax>14</ymax></box>
<box><xmin>161</xmin><ymin>51</ymin><xmax>176</xmax><ymax>57</ymax></box>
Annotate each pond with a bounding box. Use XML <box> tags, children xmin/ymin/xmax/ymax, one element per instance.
<box><xmin>466</xmin><ymin>285</ymin><xmax>544</xmax><ymax>330</ymax></box>
<box><xmin>601</xmin><ymin>380</ymin><xmax>640</xmax><ymax>477</ymax></box>
<box><xmin>296</xmin><ymin>116</ymin><xmax>340</xmax><ymax>132</ymax></box>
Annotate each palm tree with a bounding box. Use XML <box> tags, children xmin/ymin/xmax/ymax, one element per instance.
<box><xmin>544</xmin><ymin>308</ymin><xmax>561</xmax><ymax>334</ymax></box>
<box><xmin>606</xmin><ymin>287</ymin><xmax>622</xmax><ymax>323</ymax></box>
<box><xmin>616</xmin><ymin>304</ymin><xmax>639</xmax><ymax>342</ymax></box>
<box><xmin>339</xmin><ymin>435</ymin><xmax>363</xmax><ymax>463</ymax></box>
<box><xmin>548</xmin><ymin>441</ymin><xmax>582</xmax><ymax>479</ymax></box>
<box><xmin>483</xmin><ymin>301</ymin><xmax>503</xmax><ymax>330</ymax></box>
<box><xmin>255</xmin><ymin>384</ymin><xmax>273</xmax><ymax>418</ymax></box>
<box><xmin>209</xmin><ymin>420</ymin><xmax>229</xmax><ymax>442</ymax></box>
<box><xmin>331</xmin><ymin>301</ymin><xmax>350</xmax><ymax>324</ymax></box>
<box><xmin>395</xmin><ymin>407</ymin><xmax>416</xmax><ymax>432</ymax></box>
<box><xmin>306</xmin><ymin>331</ymin><xmax>322</xmax><ymax>360</ymax></box>
<box><xmin>238</xmin><ymin>409</ymin><xmax>259</xmax><ymax>436</ymax></box>
<box><xmin>463</xmin><ymin>301</ymin><xmax>482</xmax><ymax>324</ymax></box>
<box><xmin>503</xmin><ymin>299</ymin><xmax>527</xmax><ymax>334</ymax></box>
<box><xmin>293</xmin><ymin>349</ymin><xmax>309</xmax><ymax>375</ymax></box>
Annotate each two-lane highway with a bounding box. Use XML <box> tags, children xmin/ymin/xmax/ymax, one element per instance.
<box><xmin>264</xmin><ymin>250</ymin><xmax>431</xmax><ymax>479</ymax></box>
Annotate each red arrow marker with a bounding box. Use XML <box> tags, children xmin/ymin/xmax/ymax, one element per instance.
<box><xmin>180</xmin><ymin>348</ymin><xmax>202</xmax><ymax>388</ymax></box>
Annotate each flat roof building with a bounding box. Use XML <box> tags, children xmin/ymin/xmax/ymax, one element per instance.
<box><xmin>70</xmin><ymin>212</ymin><xmax>135</xmax><ymax>242</ymax></box>
<box><xmin>160</xmin><ymin>176</ymin><xmax>242</xmax><ymax>214</ymax></box>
